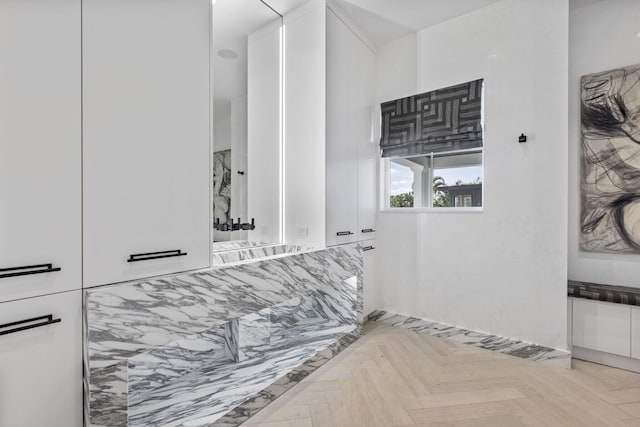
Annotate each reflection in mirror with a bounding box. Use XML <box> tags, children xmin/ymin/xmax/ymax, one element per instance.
<box><xmin>212</xmin><ymin>0</ymin><xmax>282</xmax><ymax>249</ymax></box>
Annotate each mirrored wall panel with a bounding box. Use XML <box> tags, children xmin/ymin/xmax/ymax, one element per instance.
<box><xmin>212</xmin><ymin>0</ymin><xmax>282</xmax><ymax>248</ymax></box>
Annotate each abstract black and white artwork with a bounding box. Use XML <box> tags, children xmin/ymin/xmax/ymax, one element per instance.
<box><xmin>581</xmin><ymin>64</ymin><xmax>640</xmax><ymax>253</ymax></box>
<box><xmin>213</xmin><ymin>149</ymin><xmax>231</xmax><ymax>224</ymax></box>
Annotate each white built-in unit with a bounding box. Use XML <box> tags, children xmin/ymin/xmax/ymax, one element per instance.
<box><xmin>283</xmin><ymin>0</ymin><xmax>378</xmax><ymax>317</ymax></box>
<box><xmin>0</xmin><ymin>0</ymin><xmax>82</xmax><ymax>424</ymax></box>
<box><xmin>326</xmin><ymin>7</ymin><xmax>377</xmax><ymax>246</ymax></box>
<box><xmin>570</xmin><ymin>298</ymin><xmax>640</xmax><ymax>373</ymax></box>
<box><xmin>361</xmin><ymin>239</ymin><xmax>378</xmax><ymax>320</ymax></box>
<box><xmin>82</xmin><ymin>0</ymin><xmax>211</xmax><ymax>287</ymax></box>
<box><xmin>0</xmin><ymin>292</ymin><xmax>82</xmax><ymax>427</ymax></box>
<box><xmin>632</xmin><ymin>307</ymin><xmax>640</xmax><ymax>359</ymax></box>
<box><xmin>283</xmin><ymin>0</ymin><xmax>377</xmax><ymax>248</ymax></box>
<box><xmin>0</xmin><ymin>0</ymin><xmax>81</xmax><ymax>304</ymax></box>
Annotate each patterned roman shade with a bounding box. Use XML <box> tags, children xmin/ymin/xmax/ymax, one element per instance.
<box><xmin>380</xmin><ymin>79</ymin><xmax>484</xmax><ymax>158</ymax></box>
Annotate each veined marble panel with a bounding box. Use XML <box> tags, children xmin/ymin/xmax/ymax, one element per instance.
<box><xmin>211</xmin><ymin>241</ymin><xmax>271</xmax><ymax>252</ymax></box>
<box><xmin>369</xmin><ymin>310</ymin><xmax>571</xmax><ymax>368</ymax></box>
<box><xmin>211</xmin><ymin>244</ymin><xmax>312</xmax><ymax>266</ymax></box>
<box><xmin>213</xmin><ymin>329</ymin><xmax>361</xmax><ymax>427</ymax></box>
<box><xmin>85</xmin><ymin>244</ymin><xmax>363</xmax><ymax>426</ymax></box>
<box><xmin>127</xmin><ymin>329</ymin><xmax>355</xmax><ymax>427</ymax></box>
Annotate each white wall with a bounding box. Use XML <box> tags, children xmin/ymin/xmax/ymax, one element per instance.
<box><xmin>568</xmin><ymin>0</ymin><xmax>640</xmax><ymax>288</ymax></box>
<box><xmin>283</xmin><ymin>0</ymin><xmax>327</xmax><ymax>247</ymax></box>
<box><xmin>374</xmin><ymin>0</ymin><xmax>569</xmax><ymax>349</ymax></box>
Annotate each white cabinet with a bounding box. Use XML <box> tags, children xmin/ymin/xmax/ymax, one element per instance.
<box><xmin>0</xmin><ymin>291</ymin><xmax>82</xmax><ymax>427</ymax></box>
<box><xmin>326</xmin><ymin>10</ymin><xmax>359</xmax><ymax>246</ymax></box>
<box><xmin>361</xmin><ymin>239</ymin><xmax>378</xmax><ymax>319</ymax></box>
<box><xmin>356</xmin><ymin>42</ymin><xmax>377</xmax><ymax>242</ymax></box>
<box><xmin>632</xmin><ymin>307</ymin><xmax>640</xmax><ymax>359</ymax></box>
<box><xmin>0</xmin><ymin>0</ymin><xmax>81</xmax><ymax>302</ymax></box>
<box><xmin>82</xmin><ymin>0</ymin><xmax>211</xmax><ymax>287</ymax></box>
<box><xmin>325</xmin><ymin>7</ymin><xmax>377</xmax><ymax>247</ymax></box>
<box><xmin>572</xmin><ymin>299</ymin><xmax>631</xmax><ymax>357</ymax></box>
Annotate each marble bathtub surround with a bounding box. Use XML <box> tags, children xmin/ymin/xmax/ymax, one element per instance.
<box><xmin>213</xmin><ymin>329</ymin><xmax>360</xmax><ymax>427</ymax></box>
<box><xmin>211</xmin><ymin>244</ymin><xmax>313</xmax><ymax>266</ymax></box>
<box><xmin>369</xmin><ymin>310</ymin><xmax>571</xmax><ymax>368</ymax></box>
<box><xmin>85</xmin><ymin>245</ymin><xmax>363</xmax><ymax>426</ymax></box>
<box><xmin>211</xmin><ymin>241</ymin><xmax>272</xmax><ymax>252</ymax></box>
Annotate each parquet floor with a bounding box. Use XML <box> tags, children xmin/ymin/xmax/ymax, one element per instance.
<box><xmin>241</xmin><ymin>321</ymin><xmax>640</xmax><ymax>427</ymax></box>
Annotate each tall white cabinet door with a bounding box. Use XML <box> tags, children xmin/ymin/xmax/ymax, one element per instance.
<box><xmin>326</xmin><ymin>10</ymin><xmax>358</xmax><ymax>247</ymax></box>
<box><xmin>0</xmin><ymin>0</ymin><xmax>81</xmax><ymax>302</ymax></box>
<box><xmin>83</xmin><ymin>0</ymin><xmax>211</xmax><ymax>287</ymax></box>
<box><xmin>0</xmin><ymin>291</ymin><xmax>82</xmax><ymax>427</ymax></box>
<box><xmin>356</xmin><ymin>41</ymin><xmax>377</xmax><ymax>242</ymax></box>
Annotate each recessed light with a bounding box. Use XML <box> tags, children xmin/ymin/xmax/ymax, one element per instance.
<box><xmin>218</xmin><ymin>49</ymin><xmax>238</xmax><ymax>60</ymax></box>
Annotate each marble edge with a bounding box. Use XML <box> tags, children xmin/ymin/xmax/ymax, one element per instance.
<box><xmin>210</xmin><ymin>328</ymin><xmax>362</xmax><ymax>427</ymax></box>
<box><xmin>84</xmin><ymin>245</ymin><xmax>357</xmax><ymax>294</ymax></box>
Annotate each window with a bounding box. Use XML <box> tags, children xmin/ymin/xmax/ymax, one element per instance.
<box><xmin>386</xmin><ymin>150</ymin><xmax>483</xmax><ymax>209</ymax></box>
<box><xmin>380</xmin><ymin>78</ymin><xmax>484</xmax><ymax>210</ymax></box>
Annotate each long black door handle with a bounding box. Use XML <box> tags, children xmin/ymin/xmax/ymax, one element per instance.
<box><xmin>361</xmin><ymin>228</ymin><xmax>375</xmax><ymax>233</ymax></box>
<box><xmin>128</xmin><ymin>250</ymin><xmax>187</xmax><ymax>263</ymax></box>
<box><xmin>0</xmin><ymin>315</ymin><xmax>62</xmax><ymax>336</ymax></box>
<box><xmin>336</xmin><ymin>231</ymin><xmax>354</xmax><ymax>236</ymax></box>
<box><xmin>0</xmin><ymin>264</ymin><xmax>61</xmax><ymax>279</ymax></box>
<box><xmin>362</xmin><ymin>246</ymin><xmax>375</xmax><ymax>252</ymax></box>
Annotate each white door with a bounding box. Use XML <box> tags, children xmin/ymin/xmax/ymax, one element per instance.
<box><xmin>326</xmin><ymin>9</ymin><xmax>358</xmax><ymax>247</ymax></box>
<box><xmin>0</xmin><ymin>291</ymin><xmax>82</xmax><ymax>427</ymax></box>
<box><xmin>0</xmin><ymin>0</ymin><xmax>81</xmax><ymax>302</ymax></box>
<box><xmin>83</xmin><ymin>0</ymin><xmax>211</xmax><ymax>287</ymax></box>
<box><xmin>356</xmin><ymin>38</ymin><xmax>377</xmax><ymax>242</ymax></box>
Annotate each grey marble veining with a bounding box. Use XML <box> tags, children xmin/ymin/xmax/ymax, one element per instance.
<box><xmin>369</xmin><ymin>310</ymin><xmax>571</xmax><ymax>368</ymax></box>
<box><xmin>211</xmin><ymin>244</ymin><xmax>312</xmax><ymax>266</ymax></box>
<box><xmin>213</xmin><ymin>329</ymin><xmax>360</xmax><ymax>427</ymax></box>
<box><xmin>211</xmin><ymin>241</ymin><xmax>272</xmax><ymax>252</ymax></box>
<box><xmin>85</xmin><ymin>244</ymin><xmax>363</xmax><ymax>427</ymax></box>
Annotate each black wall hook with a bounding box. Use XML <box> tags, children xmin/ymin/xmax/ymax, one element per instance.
<box><xmin>237</xmin><ymin>171</ymin><xmax>245</xmax><ymax>175</ymax></box>
<box><xmin>518</xmin><ymin>133</ymin><xmax>527</xmax><ymax>143</ymax></box>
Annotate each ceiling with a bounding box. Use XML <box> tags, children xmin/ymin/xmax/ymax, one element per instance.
<box><xmin>268</xmin><ymin>0</ymin><xmax>504</xmax><ymax>46</ymax></box>
<box><xmin>215</xmin><ymin>0</ymin><xmax>589</xmax><ymax>102</ymax></box>
<box><xmin>212</xmin><ymin>0</ymin><xmax>280</xmax><ymax>101</ymax></box>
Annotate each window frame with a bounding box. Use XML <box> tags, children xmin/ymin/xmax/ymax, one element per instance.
<box><xmin>381</xmin><ymin>147</ymin><xmax>484</xmax><ymax>213</ymax></box>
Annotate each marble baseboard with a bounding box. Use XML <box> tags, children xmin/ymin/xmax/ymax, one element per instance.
<box><xmin>369</xmin><ymin>310</ymin><xmax>571</xmax><ymax>368</ymax></box>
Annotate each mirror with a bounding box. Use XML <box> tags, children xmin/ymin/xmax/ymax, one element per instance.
<box><xmin>212</xmin><ymin>0</ymin><xmax>282</xmax><ymax>248</ymax></box>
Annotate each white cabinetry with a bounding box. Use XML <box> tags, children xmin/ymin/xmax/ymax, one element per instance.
<box><xmin>82</xmin><ymin>0</ymin><xmax>211</xmax><ymax>287</ymax></box>
<box><xmin>633</xmin><ymin>307</ymin><xmax>640</xmax><ymax>359</ymax></box>
<box><xmin>570</xmin><ymin>298</ymin><xmax>640</xmax><ymax>372</ymax></box>
<box><xmin>572</xmin><ymin>299</ymin><xmax>631</xmax><ymax>357</ymax></box>
<box><xmin>361</xmin><ymin>239</ymin><xmax>378</xmax><ymax>320</ymax></box>
<box><xmin>325</xmin><ymin>7</ymin><xmax>377</xmax><ymax>247</ymax></box>
<box><xmin>0</xmin><ymin>291</ymin><xmax>82</xmax><ymax>427</ymax></box>
<box><xmin>0</xmin><ymin>0</ymin><xmax>81</xmax><ymax>302</ymax></box>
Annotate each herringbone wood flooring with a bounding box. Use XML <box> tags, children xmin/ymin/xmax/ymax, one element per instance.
<box><xmin>241</xmin><ymin>322</ymin><xmax>640</xmax><ymax>427</ymax></box>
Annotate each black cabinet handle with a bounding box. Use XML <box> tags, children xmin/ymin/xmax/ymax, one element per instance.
<box><xmin>336</xmin><ymin>231</ymin><xmax>354</xmax><ymax>236</ymax></box>
<box><xmin>362</xmin><ymin>246</ymin><xmax>375</xmax><ymax>251</ymax></box>
<box><xmin>361</xmin><ymin>229</ymin><xmax>375</xmax><ymax>233</ymax></box>
<box><xmin>0</xmin><ymin>314</ymin><xmax>61</xmax><ymax>336</ymax></box>
<box><xmin>0</xmin><ymin>264</ymin><xmax>61</xmax><ymax>279</ymax></box>
<box><xmin>128</xmin><ymin>250</ymin><xmax>187</xmax><ymax>263</ymax></box>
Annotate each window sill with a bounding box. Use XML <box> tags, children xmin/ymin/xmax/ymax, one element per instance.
<box><xmin>379</xmin><ymin>207</ymin><xmax>484</xmax><ymax>214</ymax></box>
